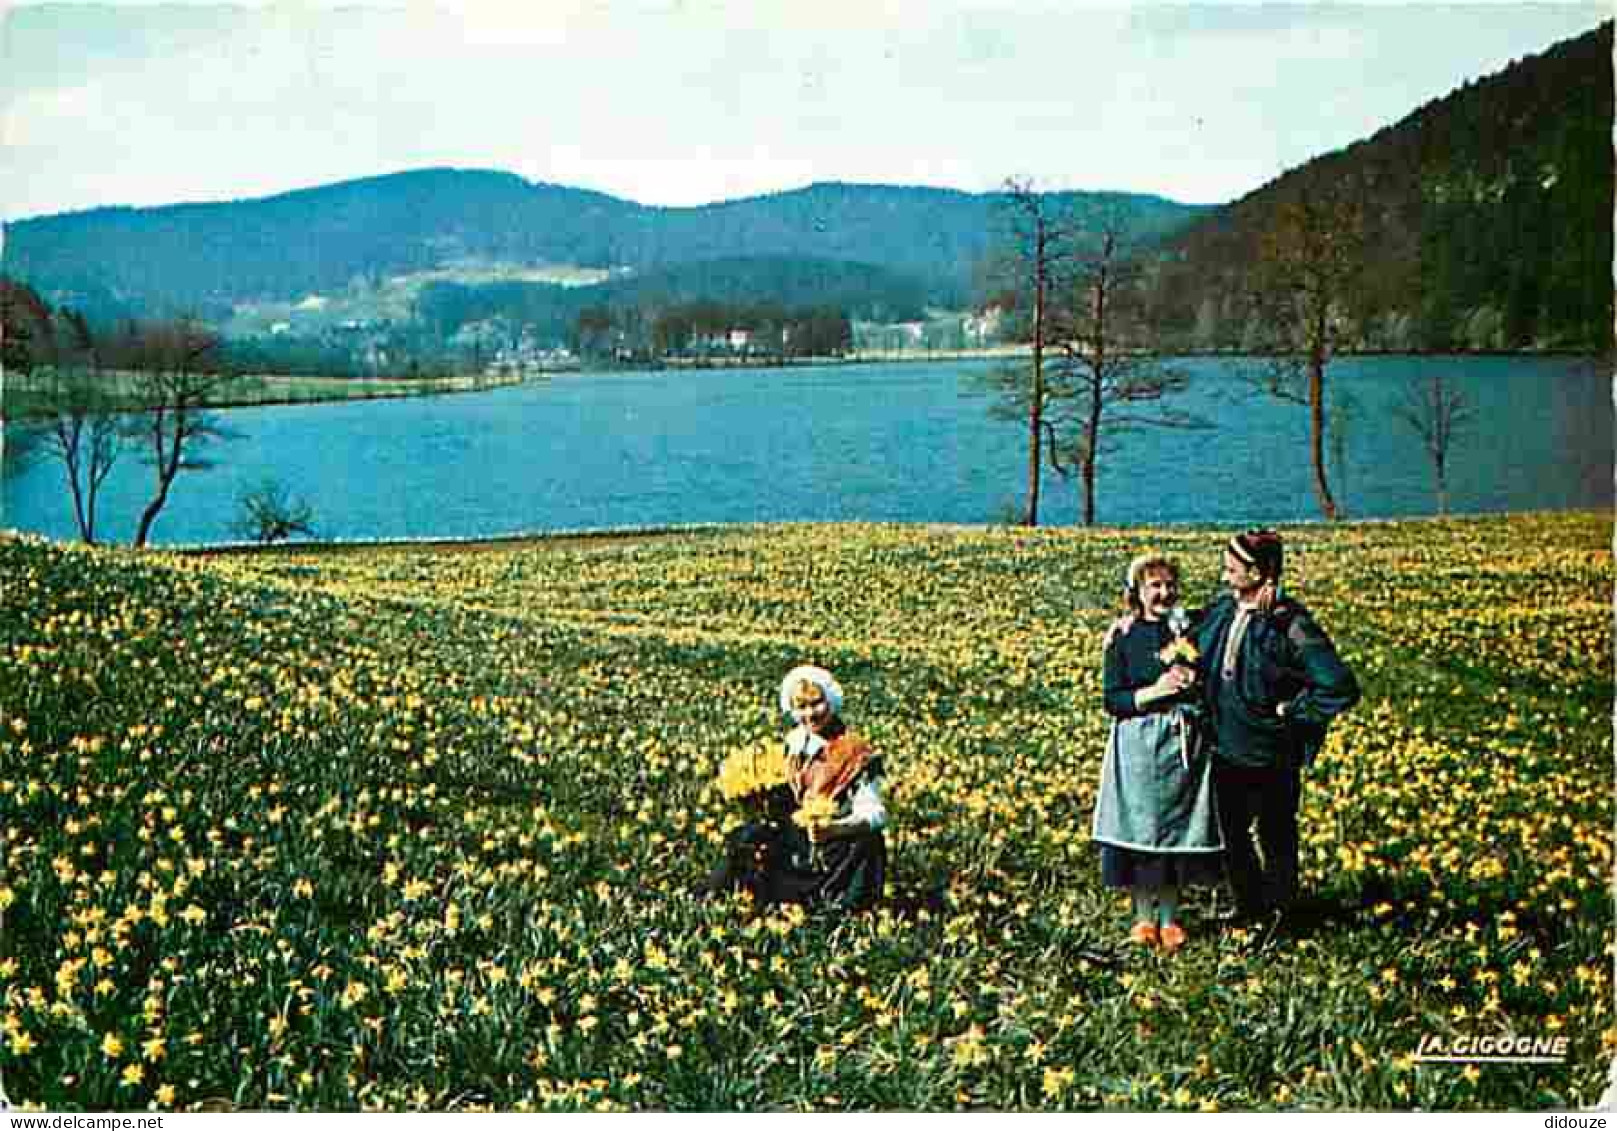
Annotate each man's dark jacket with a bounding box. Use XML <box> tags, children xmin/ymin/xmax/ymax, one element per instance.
<box><xmin>1192</xmin><ymin>594</ymin><xmax>1360</xmax><ymax>768</ymax></box>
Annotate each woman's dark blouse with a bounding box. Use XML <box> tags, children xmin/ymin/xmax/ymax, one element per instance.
<box><xmin>1103</xmin><ymin>619</ymin><xmax>1198</xmax><ymax>719</ymax></box>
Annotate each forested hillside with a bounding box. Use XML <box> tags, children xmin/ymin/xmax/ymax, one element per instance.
<box><xmin>1</xmin><ymin>175</ymin><xmax>1201</xmax><ymax>322</ymax></box>
<box><xmin>1145</xmin><ymin>21</ymin><xmax>1612</xmax><ymax>352</ymax></box>
<box><xmin>2</xmin><ymin>171</ymin><xmax>634</xmax><ymax>323</ymax></box>
<box><xmin>414</xmin><ymin>256</ymin><xmax>933</xmax><ymax>344</ymax></box>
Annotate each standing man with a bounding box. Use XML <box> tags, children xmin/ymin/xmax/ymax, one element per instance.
<box><xmin>1196</xmin><ymin>529</ymin><xmax>1359</xmax><ymax>924</ymax></box>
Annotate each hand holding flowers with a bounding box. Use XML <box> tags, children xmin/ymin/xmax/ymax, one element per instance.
<box><xmin>1138</xmin><ymin>606</ymin><xmax>1199</xmax><ymax>708</ymax></box>
<box><xmin>792</xmin><ymin>795</ymin><xmax>838</xmax><ymax>843</ymax></box>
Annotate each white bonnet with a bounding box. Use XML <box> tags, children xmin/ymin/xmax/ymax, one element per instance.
<box><xmin>778</xmin><ymin>665</ymin><xmax>844</xmax><ymax>718</ymax></box>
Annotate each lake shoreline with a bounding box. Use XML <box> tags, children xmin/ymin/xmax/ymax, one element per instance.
<box><xmin>3</xmin><ymin>368</ymin><xmax>535</xmax><ymax>420</ymax></box>
<box><xmin>573</xmin><ymin>344</ymin><xmax>1606</xmax><ymax>377</ymax></box>
<box><xmin>11</xmin><ymin>347</ymin><xmax>1597</xmax><ymax>419</ymax></box>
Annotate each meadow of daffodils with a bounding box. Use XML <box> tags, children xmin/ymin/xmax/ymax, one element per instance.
<box><xmin>1</xmin><ymin>512</ymin><xmax>1610</xmax><ymax>1111</ymax></box>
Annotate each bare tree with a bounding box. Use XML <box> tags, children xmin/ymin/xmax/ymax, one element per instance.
<box><xmin>979</xmin><ymin>177</ymin><xmax>1079</xmax><ymax>527</ymax></box>
<box><xmin>3</xmin><ymin>289</ymin><xmax>124</xmax><ymax>538</ymax></box>
<box><xmin>1249</xmin><ymin>188</ymin><xmax>1365</xmax><ymax>521</ymax></box>
<box><xmin>1393</xmin><ymin>368</ymin><xmax>1471</xmax><ymax>514</ymax></box>
<box><xmin>35</xmin><ymin>310</ymin><xmax>124</xmax><ymax>543</ymax></box>
<box><xmin>7</xmin><ymin>297</ymin><xmax>239</xmax><ymax>545</ymax></box>
<box><xmin>1044</xmin><ymin>220</ymin><xmax>1207</xmax><ymax>525</ymax></box>
<box><xmin>121</xmin><ymin>319</ymin><xmax>233</xmax><ymax>548</ymax></box>
<box><xmin>231</xmin><ymin>478</ymin><xmax>316</xmax><ymax>543</ymax></box>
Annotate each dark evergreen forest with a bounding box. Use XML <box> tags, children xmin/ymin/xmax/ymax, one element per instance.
<box><xmin>413</xmin><ymin>256</ymin><xmax>932</xmax><ymax>345</ymax></box>
<box><xmin>1144</xmin><ymin>21</ymin><xmax>1612</xmax><ymax>352</ymax></box>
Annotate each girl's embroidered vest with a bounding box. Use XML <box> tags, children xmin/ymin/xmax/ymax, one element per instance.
<box><xmin>794</xmin><ymin>733</ymin><xmax>873</xmax><ymax>801</ymax></box>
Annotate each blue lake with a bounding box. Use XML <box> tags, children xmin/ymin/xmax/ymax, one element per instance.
<box><xmin>3</xmin><ymin>355</ymin><xmax>1610</xmax><ymax>545</ymax></box>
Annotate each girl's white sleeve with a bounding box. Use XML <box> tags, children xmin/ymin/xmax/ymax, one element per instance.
<box><xmin>848</xmin><ymin>777</ymin><xmax>888</xmax><ymax>832</ymax></box>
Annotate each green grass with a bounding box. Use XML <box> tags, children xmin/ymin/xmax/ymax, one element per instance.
<box><xmin>0</xmin><ymin>513</ymin><xmax>1610</xmax><ymax>1110</ymax></box>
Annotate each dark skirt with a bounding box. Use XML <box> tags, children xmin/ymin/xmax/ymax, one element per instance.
<box><xmin>1099</xmin><ymin>843</ymin><xmax>1224</xmax><ymax>890</ymax></box>
<box><xmin>702</xmin><ymin>820</ymin><xmax>887</xmax><ymax>912</ymax></box>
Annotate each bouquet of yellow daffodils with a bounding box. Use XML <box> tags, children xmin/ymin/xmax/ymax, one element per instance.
<box><xmin>791</xmin><ymin>795</ymin><xmax>837</xmax><ymax>834</ymax></box>
<box><xmin>717</xmin><ymin>738</ymin><xmax>791</xmax><ymax>805</ymax></box>
<box><xmin>1158</xmin><ymin>605</ymin><xmax>1199</xmax><ymax>668</ymax></box>
<box><xmin>1157</xmin><ymin>636</ymin><xmax>1200</xmax><ymax>667</ymax></box>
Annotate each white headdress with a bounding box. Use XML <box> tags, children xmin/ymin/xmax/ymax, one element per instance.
<box><xmin>778</xmin><ymin>665</ymin><xmax>844</xmax><ymax>718</ymax></box>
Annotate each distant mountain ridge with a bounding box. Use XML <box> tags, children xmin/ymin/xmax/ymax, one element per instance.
<box><xmin>1</xmin><ymin>173</ymin><xmax>1205</xmax><ymax>321</ymax></box>
<box><xmin>6</xmin><ymin>19</ymin><xmax>1607</xmax><ymax>354</ymax></box>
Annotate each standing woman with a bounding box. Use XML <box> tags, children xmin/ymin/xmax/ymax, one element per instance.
<box><xmin>1093</xmin><ymin>552</ymin><xmax>1223</xmax><ymax>952</ymax></box>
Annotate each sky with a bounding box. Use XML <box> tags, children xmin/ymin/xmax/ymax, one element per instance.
<box><xmin>0</xmin><ymin>1</ymin><xmax>1607</xmax><ymax>221</ymax></box>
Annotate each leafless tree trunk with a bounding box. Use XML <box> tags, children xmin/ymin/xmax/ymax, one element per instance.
<box><xmin>982</xmin><ymin>177</ymin><xmax>1078</xmax><ymax>527</ymax></box>
<box><xmin>1308</xmin><ymin>307</ymin><xmax>1333</xmax><ymax>519</ymax></box>
<box><xmin>121</xmin><ymin>319</ymin><xmax>232</xmax><ymax>548</ymax></box>
<box><xmin>6</xmin><ymin>301</ymin><xmax>125</xmax><ymax>543</ymax></box>
<box><xmin>1078</xmin><ymin>235</ymin><xmax>1109</xmax><ymax>525</ymax></box>
<box><xmin>1044</xmin><ymin>223</ymin><xmax>1208</xmax><ymax>525</ymax></box>
<box><xmin>1393</xmin><ymin>367</ymin><xmax>1471</xmax><ymax>514</ymax></box>
<box><xmin>46</xmin><ymin>310</ymin><xmax>122</xmax><ymax>543</ymax></box>
<box><xmin>42</xmin><ymin>374</ymin><xmax>123</xmax><ymax>544</ymax></box>
<box><xmin>1249</xmin><ymin>189</ymin><xmax>1365</xmax><ymax>521</ymax></box>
